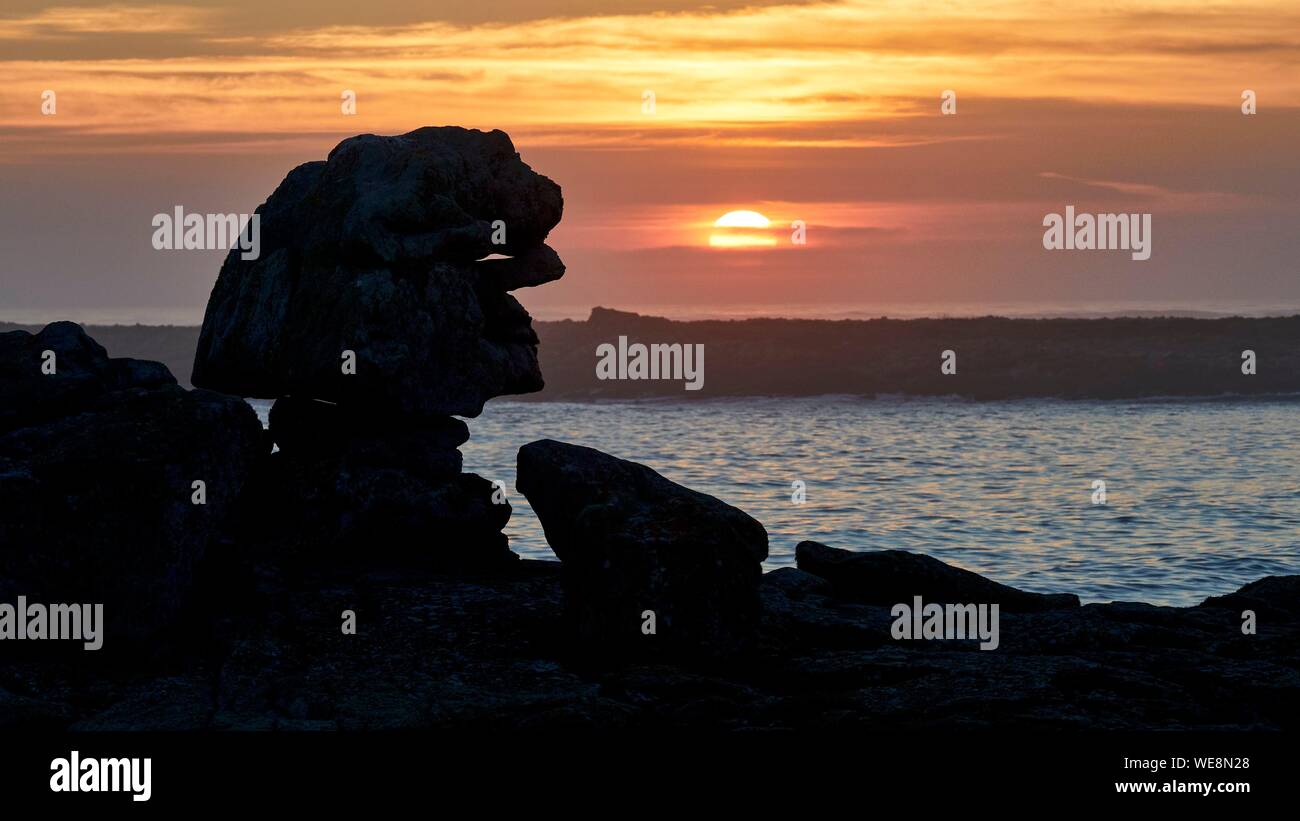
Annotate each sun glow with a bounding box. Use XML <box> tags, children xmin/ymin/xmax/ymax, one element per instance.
<box><xmin>714</xmin><ymin>210</ymin><xmax>771</xmax><ymax>228</ymax></box>
<box><xmin>709</xmin><ymin>209</ymin><xmax>777</xmax><ymax>248</ymax></box>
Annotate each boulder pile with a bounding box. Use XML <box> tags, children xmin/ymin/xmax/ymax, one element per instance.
<box><xmin>191</xmin><ymin>127</ymin><xmax>566</xmax><ymax>569</ymax></box>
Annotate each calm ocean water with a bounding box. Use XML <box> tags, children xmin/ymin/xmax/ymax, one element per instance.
<box><xmin>250</xmin><ymin>396</ymin><xmax>1300</xmax><ymax>606</ymax></box>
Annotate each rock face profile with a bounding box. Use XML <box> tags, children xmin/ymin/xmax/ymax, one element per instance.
<box><xmin>517</xmin><ymin>439</ymin><xmax>769</xmax><ymax>656</ymax></box>
<box><xmin>0</xmin><ymin>323</ymin><xmax>264</xmax><ymax>643</ymax></box>
<box><xmin>193</xmin><ymin>127</ymin><xmax>565</xmax><ymax>568</ymax></box>
<box><xmin>192</xmin><ymin>126</ymin><xmax>563</xmax><ymax>418</ymax></box>
<box><xmin>795</xmin><ymin>541</ymin><xmax>1079</xmax><ymax>613</ymax></box>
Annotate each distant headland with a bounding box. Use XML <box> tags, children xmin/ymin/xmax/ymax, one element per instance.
<box><xmin>8</xmin><ymin>308</ymin><xmax>1295</xmax><ymax>401</ymax></box>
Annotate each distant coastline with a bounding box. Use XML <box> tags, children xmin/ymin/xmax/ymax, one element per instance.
<box><xmin>5</xmin><ymin>309</ymin><xmax>1299</xmax><ymax>400</ymax></box>
<box><xmin>7</xmin><ymin>300</ymin><xmax>1300</xmax><ymax>326</ymax></box>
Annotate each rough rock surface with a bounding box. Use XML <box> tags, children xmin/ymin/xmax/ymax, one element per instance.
<box><xmin>0</xmin><ymin>321</ymin><xmax>174</xmax><ymax>434</ymax></box>
<box><xmin>267</xmin><ymin>396</ymin><xmax>467</xmax><ymax>478</ymax></box>
<box><xmin>4</xmin><ymin>553</ymin><xmax>1296</xmax><ymax>731</ymax></box>
<box><xmin>517</xmin><ymin>439</ymin><xmax>769</xmax><ymax>656</ymax></box>
<box><xmin>234</xmin><ymin>455</ymin><xmax>515</xmax><ymax>571</ymax></box>
<box><xmin>0</xmin><ymin>323</ymin><xmax>264</xmax><ymax>643</ymax></box>
<box><xmin>226</xmin><ymin>398</ymin><xmax>515</xmax><ymax>571</ymax></box>
<box><xmin>795</xmin><ymin>541</ymin><xmax>1080</xmax><ymax>613</ymax></box>
<box><xmin>474</xmin><ymin>244</ymin><xmax>565</xmax><ymax>291</ymax></box>
<box><xmin>187</xmin><ymin>127</ymin><xmax>568</xmax><ymax>572</ymax></box>
<box><xmin>192</xmin><ymin>126</ymin><xmax>564</xmax><ymax>418</ymax></box>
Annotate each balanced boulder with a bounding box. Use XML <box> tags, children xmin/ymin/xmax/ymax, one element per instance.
<box><xmin>191</xmin><ymin>127</ymin><xmax>567</xmax><ymax>571</ymax></box>
<box><xmin>192</xmin><ymin>126</ymin><xmax>564</xmax><ymax>419</ymax></box>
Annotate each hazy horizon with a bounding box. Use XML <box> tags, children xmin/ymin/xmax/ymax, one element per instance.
<box><xmin>7</xmin><ymin>298</ymin><xmax>1300</xmax><ymax>328</ymax></box>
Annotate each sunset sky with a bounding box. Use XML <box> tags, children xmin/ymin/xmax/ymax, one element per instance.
<box><xmin>1</xmin><ymin>0</ymin><xmax>1298</xmax><ymax>322</ymax></box>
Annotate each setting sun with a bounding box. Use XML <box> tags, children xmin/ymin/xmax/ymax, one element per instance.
<box><xmin>710</xmin><ymin>209</ymin><xmax>777</xmax><ymax>248</ymax></box>
<box><xmin>714</xmin><ymin>210</ymin><xmax>771</xmax><ymax>228</ymax></box>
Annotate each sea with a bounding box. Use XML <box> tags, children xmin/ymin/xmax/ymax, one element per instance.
<box><xmin>250</xmin><ymin>395</ymin><xmax>1300</xmax><ymax>607</ymax></box>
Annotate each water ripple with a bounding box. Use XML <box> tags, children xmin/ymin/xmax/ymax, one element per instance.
<box><xmin>258</xmin><ymin>396</ymin><xmax>1300</xmax><ymax>606</ymax></box>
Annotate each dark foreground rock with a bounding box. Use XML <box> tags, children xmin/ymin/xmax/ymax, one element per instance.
<box><xmin>3</xmin><ymin>552</ymin><xmax>1295</xmax><ymax>731</ymax></box>
<box><xmin>0</xmin><ymin>323</ymin><xmax>263</xmax><ymax>644</ymax></box>
<box><xmin>234</xmin><ymin>457</ymin><xmax>515</xmax><ymax>572</ymax></box>
<box><xmin>517</xmin><ymin>439</ymin><xmax>768</xmax><ymax>657</ymax></box>
<box><xmin>796</xmin><ymin>541</ymin><xmax>1080</xmax><ymax>613</ymax></box>
<box><xmin>0</xmin><ymin>321</ymin><xmax>174</xmax><ymax>434</ymax></box>
<box><xmin>1199</xmin><ymin>575</ymin><xmax>1300</xmax><ymax>619</ymax></box>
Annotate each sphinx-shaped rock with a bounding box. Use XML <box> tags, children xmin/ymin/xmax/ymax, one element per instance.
<box><xmin>192</xmin><ymin>127</ymin><xmax>565</xmax><ymax>571</ymax></box>
<box><xmin>517</xmin><ymin>439</ymin><xmax>769</xmax><ymax>656</ymax></box>
<box><xmin>192</xmin><ymin>126</ymin><xmax>564</xmax><ymax>418</ymax></box>
<box><xmin>474</xmin><ymin>244</ymin><xmax>565</xmax><ymax>291</ymax></box>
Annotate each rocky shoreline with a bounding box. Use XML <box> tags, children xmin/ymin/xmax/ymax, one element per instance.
<box><xmin>3</xmin><ymin>539</ymin><xmax>1296</xmax><ymax>731</ymax></box>
<box><xmin>2</xmin><ymin>126</ymin><xmax>1295</xmax><ymax>732</ymax></box>
<box><xmin>2</xmin><ymin>321</ymin><xmax>1294</xmax><ymax>731</ymax></box>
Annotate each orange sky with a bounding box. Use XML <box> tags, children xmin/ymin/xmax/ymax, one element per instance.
<box><xmin>1</xmin><ymin>0</ymin><xmax>1298</xmax><ymax>320</ymax></box>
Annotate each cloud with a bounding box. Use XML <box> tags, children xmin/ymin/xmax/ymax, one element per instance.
<box><xmin>0</xmin><ymin>4</ymin><xmax>219</xmax><ymax>37</ymax></box>
<box><xmin>1036</xmin><ymin>172</ymin><xmax>1255</xmax><ymax>213</ymax></box>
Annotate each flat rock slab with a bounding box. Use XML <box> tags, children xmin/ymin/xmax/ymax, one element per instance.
<box><xmin>796</xmin><ymin>541</ymin><xmax>1080</xmax><ymax>613</ymax></box>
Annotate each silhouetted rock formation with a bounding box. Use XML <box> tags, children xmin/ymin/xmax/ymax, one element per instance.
<box><xmin>190</xmin><ymin>127</ymin><xmax>566</xmax><ymax>568</ymax></box>
<box><xmin>796</xmin><ymin>541</ymin><xmax>1080</xmax><ymax>613</ymax></box>
<box><xmin>0</xmin><ymin>321</ymin><xmax>174</xmax><ymax>432</ymax></box>
<box><xmin>192</xmin><ymin>126</ymin><xmax>563</xmax><ymax>418</ymax></box>
<box><xmin>531</xmin><ymin>308</ymin><xmax>1300</xmax><ymax>400</ymax></box>
<box><xmin>268</xmin><ymin>396</ymin><xmax>467</xmax><ymax>477</ymax></box>
<box><xmin>1200</xmin><ymin>575</ymin><xmax>1300</xmax><ymax>620</ymax></box>
<box><xmin>240</xmin><ymin>399</ymin><xmax>512</xmax><ymax>569</ymax></box>
<box><xmin>0</xmin><ymin>323</ymin><xmax>263</xmax><ymax>643</ymax></box>
<box><xmin>475</xmin><ymin>244</ymin><xmax>566</xmax><ymax>292</ymax></box>
<box><xmin>754</xmin><ymin>561</ymin><xmax>1299</xmax><ymax>730</ymax></box>
<box><xmin>517</xmin><ymin>439</ymin><xmax>769</xmax><ymax>656</ymax></box>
